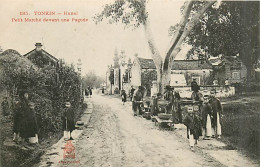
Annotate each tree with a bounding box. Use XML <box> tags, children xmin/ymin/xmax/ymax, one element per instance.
<box><xmin>95</xmin><ymin>0</ymin><xmax>216</xmax><ymax>93</ymax></box>
<box><xmin>82</xmin><ymin>71</ymin><xmax>104</xmax><ymax>89</ymax></box>
<box><xmin>182</xmin><ymin>1</ymin><xmax>259</xmax><ymax>81</ymax></box>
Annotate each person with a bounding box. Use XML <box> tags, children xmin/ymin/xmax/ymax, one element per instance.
<box><xmin>129</xmin><ymin>86</ymin><xmax>135</xmax><ymax>101</ymax></box>
<box><xmin>18</xmin><ymin>90</ymin><xmax>30</xmax><ymax>143</ymax></box>
<box><xmin>121</xmin><ymin>90</ymin><xmax>127</xmax><ymax>105</ymax></box>
<box><xmin>12</xmin><ymin>96</ymin><xmax>22</xmax><ymax>142</ymax></box>
<box><xmin>191</xmin><ymin>79</ymin><xmax>200</xmax><ymax>93</ymax></box>
<box><xmin>85</xmin><ymin>88</ymin><xmax>89</xmax><ymax>97</ymax></box>
<box><xmin>132</xmin><ymin>86</ymin><xmax>143</xmax><ymax>116</ymax></box>
<box><xmin>62</xmin><ymin>102</ymin><xmax>75</xmax><ymax>140</ymax></box>
<box><xmin>201</xmin><ymin>95</ymin><xmax>213</xmax><ymax>140</ymax></box>
<box><xmin>174</xmin><ymin>90</ymin><xmax>182</xmax><ymax>124</ymax></box>
<box><xmin>27</xmin><ymin>102</ymin><xmax>39</xmax><ymax>144</ymax></box>
<box><xmin>183</xmin><ymin>106</ymin><xmax>202</xmax><ymax>151</ymax></box>
<box><xmin>1</xmin><ymin>96</ymin><xmax>9</xmax><ymax>116</ymax></box>
<box><xmin>164</xmin><ymin>85</ymin><xmax>174</xmax><ymax>113</ymax></box>
<box><xmin>88</xmin><ymin>87</ymin><xmax>92</xmax><ymax>98</ymax></box>
<box><xmin>209</xmin><ymin>89</ymin><xmax>223</xmax><ymax>139</ymax></box>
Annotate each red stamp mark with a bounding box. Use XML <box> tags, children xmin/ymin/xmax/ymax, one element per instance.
<box><xmin>59</xmin><ymin>140</ymin><xmax>80</xmax><ymax>164</ymax></box>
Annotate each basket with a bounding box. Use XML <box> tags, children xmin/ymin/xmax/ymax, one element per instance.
<box><xmin>158</xmin><ymin>113</ymin><xmax>171</xmax><ymax>120</ymax></box>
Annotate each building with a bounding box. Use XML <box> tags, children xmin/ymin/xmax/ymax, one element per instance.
<box><xmin>209</xmin><ymin>56</ymin><xmax>247</xmax><ymax>85</ymax></box>
<box><xmin>131</xmin><ymin>56</ymin><xmax>213</xmax><ymax>96</ymax></box>
<box><xmin>24</xmin><ymin>43</ymin><xmax>59</xmax><ymax>68</ymax></box>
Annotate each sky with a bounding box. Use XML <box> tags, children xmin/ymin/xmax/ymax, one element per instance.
<box><xmin>0</xmin><ymin>0</ymin><xmax>186</xmax><ymax>76</ymax></box>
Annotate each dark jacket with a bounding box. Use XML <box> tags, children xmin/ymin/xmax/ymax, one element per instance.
<box><xmin>201</xmin><ymin>102</ymin><xmax>213</xmax><ymax>128</ymax></box>
<box><xmin>183</xmin><ymin>113</ymin><xmax>202</xmax><ymax>139</ymax></box>
<box><xmin>62</xmin><ymin>107</ymin><xmax>75</xmax><ymax>132</ymax></box>
<box><xmin>210</xmin><ymin>97</ymin><xmax>223</xmax><ymax>127</ymax></box>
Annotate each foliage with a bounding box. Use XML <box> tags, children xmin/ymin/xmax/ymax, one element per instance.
<box><xmin>181</xmin><ymin>1</ymin><xmax>259</xmax><ymax>75</ymax></box>
<box><xmin>94</xmin><ymin>0</ymin><xmax>148</xmax><ymax>29</ymax></box>
<box><xmin>0</xmin><ymin>49</ymin><xmax>82</xmax><ymax>138</ymax></box>
<box><xmin>95</xmin><ymin>0</ymin><xmax>216</xmax><ymax>93</ymax></box>
<box><xmin>82</xmin><ymin>70</ymin><xmax>104</xmax><ymax>89</ymax></box>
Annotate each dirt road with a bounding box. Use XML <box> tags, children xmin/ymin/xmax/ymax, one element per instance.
<box><xmin>73</xmin><ymin>95</ymin><xmax>224</xmax><ymax>167</ymax></box>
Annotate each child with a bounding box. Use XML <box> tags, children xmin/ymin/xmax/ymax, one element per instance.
<box><xmin>183</xmin><ymin>106</ymin><xmax>201</xmax><ymax>150</ymax></box>
<box><xmin>63</xmin><ymin>102</ymin><xmax>75</xmax><ymax>140</ymax></box>
<box><xmin>121</xmin><ymin>90</ymin><xmax>127</xmax><ymax>105</ymax></box>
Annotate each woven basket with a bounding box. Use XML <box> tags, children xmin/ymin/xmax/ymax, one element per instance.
<box><xmin>158</xmin><ymin>113</ymin><xmax>171</xmax><ymax>120</ymax></box>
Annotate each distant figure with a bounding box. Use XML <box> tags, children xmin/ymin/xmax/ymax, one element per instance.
<box><xmin>62</xmin><ymin>102</ymin><xmax>75</xmax><ymax>140</ymax></box>
<box><xmin>1</xmin><ymin>96</ymin><xmax>9</xmax><ymax>116</ymax></box>
<box><xmin>102</xmin><ymin>87</ymin><xmax>105</xmax><ymax>94</ymax></box>
<box><xmin>129</xmin><ymin>86</ymin><xmax>135</xmax><ymax>101</ymax></box>
<box><xmin>191</xmin><ymin>79</ymin><xmax>200</xmax><ymax>93</ymax></box>
<box><xmin>121</xmin><ymin>90</ymin><xmax>127</xmax><ymax>105</ymax></box>
<box><xmin>85</xmin><ymin>89</ymin><xmax>89</xmax><ymax>97</ymax></box>
<box><xmin>174</xmin><ymin>91</ymin><xmax>182</xmax><ymax>123</ymax></box>
<box><xmin>209</xmin><ymin>89</ymin><xmax>223</xmax><ymax>139</ymax></box>
<box><xmin>132</xmin><ymin>86</ymin><xmax>143</xmax><ymax>116</ymax></box>
<box><xmin>88</xmin><ymin>87</ymin><xmax>92</xmax><ymax>98</ymax></box>
<box><xmin>164</xmin><ymin>85</ymin><xmax>174</xmax><ymax>115</ymax></box>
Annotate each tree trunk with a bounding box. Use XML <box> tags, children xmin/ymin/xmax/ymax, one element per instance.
<box><xmin>143</xmin><ymin>1</ymin><xmax>216</xmax><ymax>94</ymax></box>
<box><xmin>143</xmin><ymin>19</ymin><xmax>163</xmax><ymax>93</ymax></box>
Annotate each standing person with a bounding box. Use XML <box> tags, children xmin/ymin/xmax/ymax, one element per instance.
<box><xmin>183</xmin><ymin>106</ymin><xmax>201</xmax><ymax>151</ymax></box>
<box><xmin>12</xmin><ymin>96</ymin><xmax>22</xmax><ymax>142</ymax></box>
<box><xmin>121</xmin><ymin>90</ymin><xmax>127</xmax><ymax>105</ymax></box>
<box><xmin>201</xmin><ymin>95</ymin><xmax>213</xmax><ymax>140</ymax></box>
<box><xmin>164</xmin><ymin>85</ymin><xmax>174</xmax><ymax>113</ymax></box>
<box><xmin>132</xmin><ymin>86</ymin><xmax>143</xmax><ymax>116</ymax></box>
<box><xmin>88</xmin><ymin>87</ymin><xmax>92</xmax><ymax>98</ymax></box>
<box><xmin>27</xmin><ymin>102</ymin><xmax>38</xmax><ymax>144</ymax></box>
<box><xmin>18</xmin><ymin>90</ymin><xmax>31</xmax><ymax>143</ymax></box>
<box><xmin>1</xmin><ymin>96</ymin><xmax>9</xmax><ymax>116</ymax></box>
<box><xmin>62</xmin><ymin>102</ymin><xmax>75</xmax><ymax>140</ymax></box>
<box><xmin>85</xmin><ymin>88</ymin><xmax>89</xmax><ymax>97</ymax></box>
<box><xmin>209</xmin><ymin>89</ymin><xmax>223</xmax><ymax>139</ymax></box>
<box><xmin>174</xmin><ymin>90</ymin><xmax>182</xmax><ymax>124</ymax></box>
<box><xmin>129</xmin><ymin>86</ymin><xmax>135</xmax><ymax>101</ymax></box>
<box><xmin>191</xmin><ymin>79</ymin><xmax>200</xmax><ymax>93</ymax></box>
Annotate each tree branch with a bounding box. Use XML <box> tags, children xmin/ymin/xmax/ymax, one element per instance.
<box><xmin>163</xmin><ymin>1</ymin><xmax>194</xmax><ymax>71</ymax></box>
<box><xmin>165</xmin><ymin>1</ymin><xmax>216</xmax><ymax>71</ymax></box>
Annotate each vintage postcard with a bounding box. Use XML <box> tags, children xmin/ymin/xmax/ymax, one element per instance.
<box><xmin>0</xmin><ymin>0</ymin><xmax>259</xmax><ymax>166</ymax></box>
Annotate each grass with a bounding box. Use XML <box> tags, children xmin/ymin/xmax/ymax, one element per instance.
<box><xmin>221</xmin><ymin>95</ymin><xmax>260</xmax><ymax>161</ymax></box>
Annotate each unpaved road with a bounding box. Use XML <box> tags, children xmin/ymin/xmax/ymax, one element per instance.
<box><xmin>73</xmin><ymin>95</ymin><xmax>225</xmax><ymax>167</ymax></box>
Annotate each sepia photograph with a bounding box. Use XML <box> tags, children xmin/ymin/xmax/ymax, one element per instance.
<box><xmin>0</xmin><ymin>0</ymin><xmax>259</xmax><ymax>166</ymax></box>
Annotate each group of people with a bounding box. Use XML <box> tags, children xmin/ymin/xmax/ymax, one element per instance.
<box><xmin>183</xmin><ymin>89</ymin><xmax>223</xmax><ymax>150</ymax></box>
<box><xmin>3</xmin><ymin>90</ymin><xmax>39</xmax><ymax>145</ymax></box>
<box><xmin>0</xmin><ymin>89</ymin><xmax>77</xmax><ymax>145</ymax></box>
<box><xmin>85</xmin><ymin>86</ymin><xmax>93</xmax><ymax>98</ymax></box>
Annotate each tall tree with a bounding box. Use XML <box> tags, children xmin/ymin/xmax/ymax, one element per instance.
<box><xmin>95</xmin><ymin>0</ymin><xmax>216</xmax><ymax>93</ymax></box>
<box><xmin>182</xmin><ymin>1</ymin><xmax>260</xmax><ymax>81</ymax></box>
